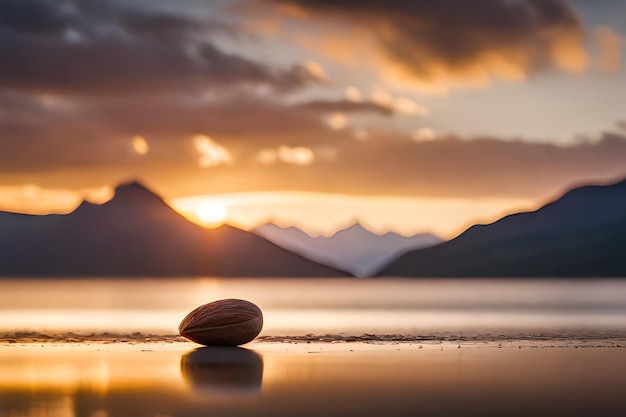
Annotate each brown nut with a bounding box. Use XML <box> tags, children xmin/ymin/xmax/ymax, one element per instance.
<box><xmin>179</xmin><ymin>299</ymin><xmax>263</xmax><ymax>346</ymax></box>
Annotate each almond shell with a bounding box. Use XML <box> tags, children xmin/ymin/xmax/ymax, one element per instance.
<box><xmin>179</xmin><ymin>299</ymin><xmax>263</xmax><ymax>346</ymax></box>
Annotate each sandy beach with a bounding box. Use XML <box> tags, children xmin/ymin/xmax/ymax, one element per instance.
<box><xmin>2</xmin><ymin>336</ymin><xmax>626</xmax><ymax>417</ymax></box>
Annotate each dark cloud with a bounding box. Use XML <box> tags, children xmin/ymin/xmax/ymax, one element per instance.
<box><xmin>119</xmin><ymin>10</ymin><xmax>216</xmax><ymax>40</ymax></box>
<box><xmin>0</xmin><ymin>91</ymin><xmax>338</xmax><ymax>175</ymax></box>
<box><xmin>0</xmin><ymin>0</ymin><xmax>70</xmax><ymax>35</ymax></box>
<box><xmin>0</xmin><ymin>0</ymin><xmax>620</xmax><ymax>206</ymax></box>
<box><xmin>0</xmin><ymin>0</ymin><xmax>319</xmax><ymax>96</ymax></box>
<box><xmin>268</xmin><ymin>0</ymin><xmax>588</xmax><ymax>84</ymax></box>
<box><xmin>3</xmin><ymin>84</ymin><xmax>626</xmax><ymax>202</ymax></box>
<box><xmin>296</xmin><ymin>99</ymin><xmax>394</xmax><ymax>116</ymax></box>
<box><xmin>162</xmin><ymin>132</ymin><xmax>626</xmax><ymax>200</ymax></box>
<box><xmin>221</xmin><ymin>133</ymin><xmax>626</xmax><ymax>200</ymax></box>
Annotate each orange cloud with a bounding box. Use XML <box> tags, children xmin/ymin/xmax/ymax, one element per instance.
<box><xmin>302</xmin><ymin>61</ymin><xmax>328</xmax><ymax>81</ymax></box>
<box><xmin>370</xmin><ymin>87</ymin><xmax>430</xmax><ymax>115</ymax></box>
<box><xmin>257</xmin><ymin>145</ymin><xmax>315</xmax><ymax>165</ymax></box>
<box><xmin>132</xmin><ymin>135</ymin><xmax>149</xmax><ymax>155</ymax></box>
<box><xmin>411</xmin><ymin>128</ymin><xmax>437</xmax><ymax>142</ymax></box>
<box><xmin>324</xmin><ymin>112</ymin><xmax>347</xmax><ymax>130</ymax></box>
<box><xmin>345</xmin><ymin>86</ymin><xmax>362</xmax><ymax>102</ymax></box>
<box><xmin>193</xmin><ymin>135</ymin><xmax>233</xmax><ymax>168</ymax></box>
<box><xmin>268</xmin><ymin>0</ymin><xmax>589</xmax><ymax>92</ymax></box>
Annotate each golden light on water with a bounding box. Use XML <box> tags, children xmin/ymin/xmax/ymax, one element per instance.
<box><xmin>3</xmin><ymin>278</ymin><xmax>626</xmax><ymax>337</ymax></box>
<box><xmin>3</xmin><ymin>342</ymin><xmax>626</xmax><ymax>417</ymax></box>
<box><xmin>0</xmin><ymin>345</ymin><xmax>183</xmax><ymax>393</ymax></box>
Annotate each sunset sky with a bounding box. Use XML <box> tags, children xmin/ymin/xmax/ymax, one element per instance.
<box><xmin>2</xmin><ymin>0</ymin><xmax>626</xmax><ymax>237</ymax></box>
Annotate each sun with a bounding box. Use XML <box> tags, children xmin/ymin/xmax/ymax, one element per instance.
<box><xmin>197</xmin><ymin>202</ymin><xmax>227</xmax><ymax>228</ymax></box>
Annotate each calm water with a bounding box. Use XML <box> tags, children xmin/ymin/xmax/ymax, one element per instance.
<box><xmin>1</xmin><ymin>277</ymin><xmax>626</xmax><ymax>337</ymax></box>
<box><xmin>3</xmin><ymin>342</ymin><xmax>626</xmax><ymax>417</ymax></box>
<box><xmin>2</xmin><ymin>278</ymin><xmax>626</xmax><ymax>417</ymax></box>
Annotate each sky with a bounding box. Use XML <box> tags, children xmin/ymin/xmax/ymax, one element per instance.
<box><xmin>2</xmin><ymin>0</ymin><xmax>626</xmax><ymax>237</ymax></box>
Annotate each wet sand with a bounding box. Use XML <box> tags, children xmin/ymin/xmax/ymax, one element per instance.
<box><xmin>2</xmin><ymin>337</ymin><xmax>626</xmax><ymax>417</ymax></box>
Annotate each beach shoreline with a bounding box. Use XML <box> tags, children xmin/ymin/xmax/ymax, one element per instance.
<box><xmin>2</xmin><ymin>331</ymin><xmax>626</xmax><ymax>348</ymax></box>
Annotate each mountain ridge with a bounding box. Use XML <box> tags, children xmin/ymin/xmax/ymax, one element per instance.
<box><xmin>380</xmin><ymin>177</ymin><xmax>626</xmax><ymax>277</ymax></box>
<box><xmin>254</xmin><ymin>222</ymin><xmax>443</xmax><ymax>277</ymax></box>
<box><xmin>0</xmin><ymin>181</ymin><xmax>349</xmax><ymax>277</ymax></box>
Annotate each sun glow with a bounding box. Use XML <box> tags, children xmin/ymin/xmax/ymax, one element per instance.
<box><xmin>173</xmin><ymin>192</ymin><xmax>541</xmax><ymax>239</ymax></box>
<box><xmin>197</xmin><ymin>203</ymin><xmax>227</xmax><ymax>228</ymax></box>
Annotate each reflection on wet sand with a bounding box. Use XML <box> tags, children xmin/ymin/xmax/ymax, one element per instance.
<box><xmin>1</xmin><ymin>342</ymin><xmax>626</xmax><ymax>417</ymax></box>
<box><xmin>180</xmin><ymin>347</ymin><xmax>263</xmax><ymax>396</ymax></box>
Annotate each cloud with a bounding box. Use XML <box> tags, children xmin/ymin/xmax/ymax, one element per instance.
<box><xmin>345</xmin><ymin>86</ymin><xmax>362</xmax><ymax>102</ymax></box>
<box><xmin>353</xmin><ymin>128</ymin><xmax>369</xmax><ymax>141</ymax></box>
<box><xmin>288</xmin><ymin>133</ymin><xmax>625</xmax><ymax>201</ymax></box>
<box><xmin>392</xmin><ymin>97</ymin><xmax>430</xmax><ymax>116</ymax></box>
<box><xmin>257</xmin><ymin>145</ymin><xmax>315</xmax><ymax>165</ymax></box>
<box><xmin>132</xmin><ymin>135</ymin><xmax>149</xmax><ymax>155</ymax></box>
<box><xmin>595</xmin><ymin>26</ymin><xmax>623</xmax><ymax>73</ymax></box>
<box><xmin>3</xmin><ymin>0</ymin><xmax>623</xmax><ymax>215</ymax></box>
<box><xmin>0</xmin><ymin>0</ymin><xmax>70</xmax><ymax>35</ymax></box>
<box><xmin>0</xmin><ymin>89</ymin><xmax>342</xmax><ymax>177</ymax></box>
<box><xmin>370</xmin><ymin>88</ymin><xmax>430</xmax><ymax>115</ymax></box>
<box><xmin>0</xmin><ymin>0</ymin><xmax>322</xmax><ymax>96</ymax></box>
<box><xmin>193</xmin><ymin>135</ymin><xmax>233</xmax><ymax>167</ymax></box>
<box><xmin>4</xmin><ymin>100</ymin><xmax>626</xmax><ymax>206</ymax></box>
<box><xmin>297</xmin><ymin>99</ymin><xmax>394</xmax><ymax>116</ymax></box>
<box><xmin>241</xmin><ymin>133</ymin><xmax>626</xmax><ymax>201</ymax></box>
<box><xmin>324</xmin><ymin>112</ymin><xmax>348</xmax><ymax>130</ymax></box>
<box><xmin>267</xmin><ymin>0</ymin><xmax>589</xmax><ymax>91</ymax></box>
<box><xmin>301</xmin><ymin>61</ymin><xmax>328</xmax><ymax>81</ymax></box>
<box><xmin>411</xmin><ymin>128</ymin><xmax>437</xmax><ymax>142</ymax></box>
<box><xmin>5</xmin><ymin>78</ymin><xmax>626</xmax><ymax>203</ymax></box>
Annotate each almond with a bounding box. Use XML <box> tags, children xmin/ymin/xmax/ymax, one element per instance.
<box><xmin>179</xmin><ymin>299</ymin><xmax>263</xmax><ymax>346</ymax></box>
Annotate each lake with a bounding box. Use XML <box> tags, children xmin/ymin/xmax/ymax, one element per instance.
<box><xmin>2</xmin><ymin>277</ymin><xmax>626</xmax><ymax>337</ymax></box>
<box><xmin>2</xmin><ymin>278</ymin><xmax>626</xmax><ymax>417</ymax></box>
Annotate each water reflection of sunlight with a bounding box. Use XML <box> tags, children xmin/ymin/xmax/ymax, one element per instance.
<box><xmin>196</xmin><ymin>278</ymin><xmax>224</xmax><ymax>306</ymax></box>
<box><xmin>23</xmin><ymin>395</ymin><xmax>75</xmax><ymax>417</ymax></box>
<box><xmin>0</xmin><ymin>346</ymin><xmax>182</xmax><ymax>393</ymax></box>
<box><xmin>2</xmin><ymin>344</ymin><xmax>626</xmax><ymax>417</ymax></box>
<box><xmin>10</xmin><ymin>356</ymin><xmax>109</xmax><ymax>394</ymax></box>
<box><xmin>0</xmin><ymin>309</ymin><xmax>183</xmax><ymax>333</ymax></box>
<box><xmin>3</xmin><ymin>278</ymin><xmax>626</xmax><ymax>336</ymax></box>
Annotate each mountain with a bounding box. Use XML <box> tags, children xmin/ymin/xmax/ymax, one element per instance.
<box><xmin>254</xmin><ymin>223</ymin><xmax>443</xmax><ymax>277</ymax></box>
<box><xmin>380</xmin><ymin>178</ymin><xmax>626</xmax><ymax>277</ymax></box>
<box><xmin>0</xmin><ymin>181</ymin><xmax>348</xmax><ymax>277</ymax></box>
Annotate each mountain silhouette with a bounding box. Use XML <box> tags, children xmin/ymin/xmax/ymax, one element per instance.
<box><xmin>0</xmin><ymin>181</ymin><xmax>348</xmax><ymax>277</ymax></box>
<box><xmin>380</xmin><ymin>178</ymin><xmax>626</xmax><ymax>277</ymax></box>
<box><xmin>254</xmin><ymin>223</ymin><xmax>443</xmax><ymax>277</ymax></box>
